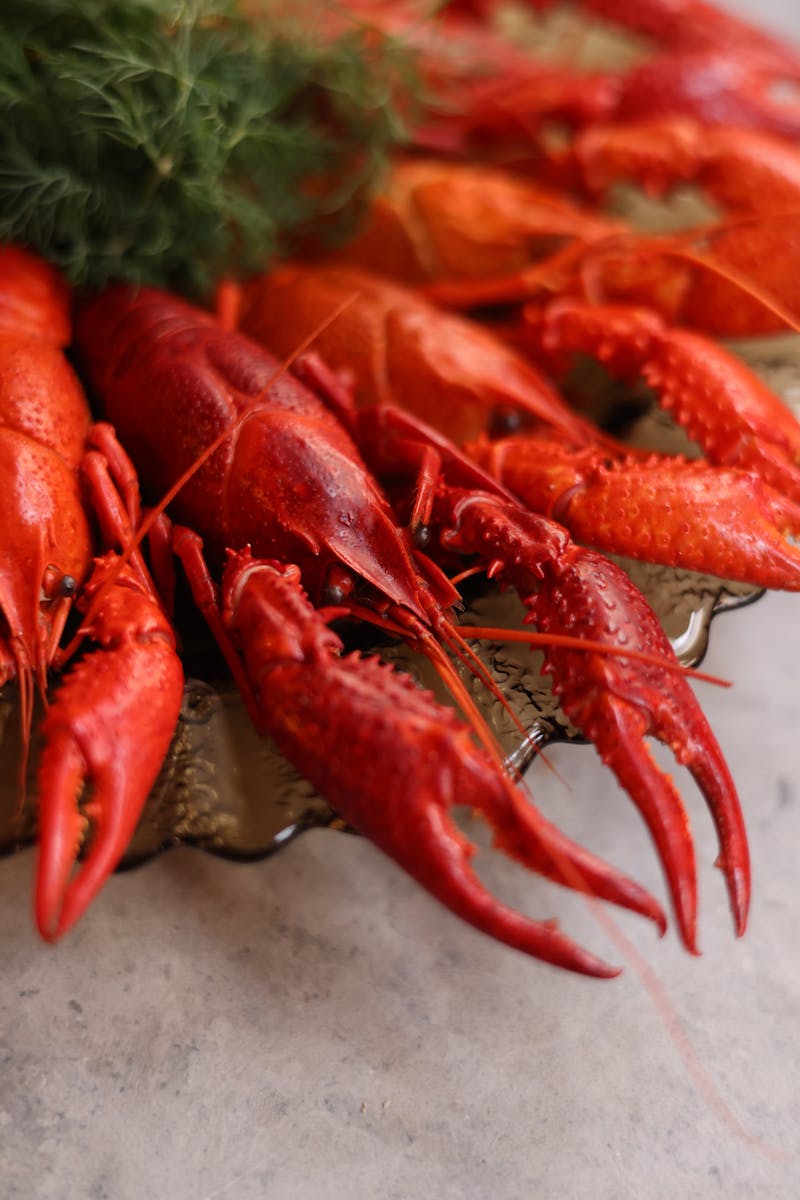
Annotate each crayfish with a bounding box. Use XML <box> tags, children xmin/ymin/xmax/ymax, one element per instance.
<box><xmin>73</xmin><ymin>282</ymin><xmax>752</xmax><ymax>975</ymax></box>
<box><xmin>3</xmin><ymin>0</ymin><xmax>800</xmax><ymax>977</ymax></box>
<box><xmin>0</xmin><ymin>245</ymin><xmax>184</xmax><ymax>939</ymax></box>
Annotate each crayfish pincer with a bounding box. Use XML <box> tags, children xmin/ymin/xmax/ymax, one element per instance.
<box><xmin>74</xmin><ymin>284</ymin><xmax>748</xmax><ymax>972</ymax></box>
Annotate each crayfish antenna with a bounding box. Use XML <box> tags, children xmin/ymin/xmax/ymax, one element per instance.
<box><xmin>12</xmin><ymin>658</ymin><xmax>35</xmax><ymax>805</ymax></box>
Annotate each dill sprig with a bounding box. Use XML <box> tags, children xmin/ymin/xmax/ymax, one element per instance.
<box><xmin>0</xmin><ymin>0</ymin><xmax>412</xmax><ymax>293</ymax></box>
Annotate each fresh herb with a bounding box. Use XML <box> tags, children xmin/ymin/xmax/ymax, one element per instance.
<box><xmin>0</xmin><ymin>0</ymin><xmax>412</xmax><ymax>294</ymax></box>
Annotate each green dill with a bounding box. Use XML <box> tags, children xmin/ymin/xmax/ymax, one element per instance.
<box><xmin>0</xmin><ymin>0</ymin><xmax>413</xmax><ymax>294</ymax></box>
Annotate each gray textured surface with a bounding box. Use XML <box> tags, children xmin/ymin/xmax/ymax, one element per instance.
<box><xmin>722</xmin><ymin>0</ymin><xmax>798</xmax><ymax>37</ymax></box>
<box><xmin>2</xmin><ymin>593</ymin><xmax>799</xmax><ymax>1199</ymax></box>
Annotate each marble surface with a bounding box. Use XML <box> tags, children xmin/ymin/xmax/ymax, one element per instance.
<box><xmin>721</xmin><ymin>0</ymin><xmax>799</xmax><ymax>37</ymax></box>
<box><xmin>2</xmin><ymin>593</ymin><xmax>799</xmax><ymax>1199</ymax></box>
<box><xmin>5</xmin><ymin>1</ymin><xmax>800</xmax><ymax>1196</ymax></box>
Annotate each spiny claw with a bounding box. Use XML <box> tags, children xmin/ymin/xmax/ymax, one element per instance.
<box><xmin>437</xmin><ymin>492</ymin><xmax>750</xmax><ymax>950</ymax></box>
<box><xmin>356</xmin><ymin>404</ymin><xmax>749</xmax><ymax>951</ymax></box>
<box><xmin>525</xmin><ymin>298</ymin><xmax>800</xmax><ymax>503</ymax></box>
<box><xmin>474</xmin><ymin>433</ymin><xmax>800</xmax><ymax>591</ymax></box>
<box><xmin>199</xmin><ymin>551</ymin><xmax>666</xmax><ymax>977</ymax></box>
<box><xmin>35</xmin><ymin>557</ymin><xmax>183</xmax><ymax>941</ymax></box>
<box><xmin>572</xmin><ymin>116</ymin><xmax>800</xmax><ymax>217</ymax></box>
<box><xmin>348</xmin><ymin>686</ymin><xmax>669</xmax><ymax>975</ymax></box>
<box><xmin>385</xmin><ymin>796</ymin><xmax>625</xmax><ymax>978</ymax></box>
<box><xmin>533</xmin><ymin>547</ymin><xmax>751</xmax><ymax>949</ymax></box>
<box><xmin>36</xmin><ymin>715</ymin><xmax>150</xmax><ymax>941</ymax></box>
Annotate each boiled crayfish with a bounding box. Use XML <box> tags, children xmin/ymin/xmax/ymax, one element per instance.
<box><xmin>6</xmin><ymin>0</ymin><xmax>800</xmax><ymax>975</ymax></box>
<box><xmin>314</xmin><ymin>0</ymin><xmax>800</xmax><ymax>172</ymax></box>
<box><xmin>225</xmin><ymin>262</ymin><xmax>800</xmax><ymax>590</ymax></box>
<box><xmin>0</xmin><ymin>252</ymin><xmax>766</xmax><ymax>969</ymax></box>
<box><xmin>67</xmin><ymin>283</ymin><xmax>753</xmax><ymax>973</ymax></box>
<box><xmin>325</xmin><ymin>147</ymin><xmax>800</xmax><ymax>338</ymax></box>
<box><xmin>0</xmin><ymin>245</ymin><xmax>184</xmax><ymax>941</ymax></box>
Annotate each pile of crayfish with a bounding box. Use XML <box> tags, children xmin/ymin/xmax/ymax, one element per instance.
<box><xmin>4</xmin><ymin>0</ymin><xmax>800</xmax><ymax>976</ymax></box>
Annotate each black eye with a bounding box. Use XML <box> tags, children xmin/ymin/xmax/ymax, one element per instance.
<box><xmin>490</xmin><ymin>405</ymin><xmax>529</xmax><ymax>438</ymax></box>
<box><xmin>321</xmin><ymin>580</ymin><xmax>347</xmax><ymax>606</ymax></box>
<box><xmin>320</xmin><ymin>566</ymin><xmax>355</xmax><ymax>607</ymax></box>
<box><xmin>412</xmin><ymin>524</ymin><xmax>432</xmax><ymax>551</ymax></box>
<box><xmin>42</xmin><ymin>567</ymin><xmax>79</xmax><ymax>601</ymax></box>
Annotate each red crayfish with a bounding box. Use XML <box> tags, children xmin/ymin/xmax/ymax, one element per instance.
<box><xmin>227</xmin><ymin>262</ymin><xmax>800</xmax><ymax>590</ymax></box>
<box><xmin>68</xmin><ymin>283</ymin><xmax>751</xmax><ymax>973</ymax></box>
<box><xmin>6</xmin><ymin>0</ymin><xmax>800</xmax><ymax>976</ymax></box>
<box><xmin>326</xmin><ymin>147</ymin><xmax>800</xmax><ymax>339</ymax></box>
<box><xmin>0</xmin><ymin>245</ymin><xmax>184</xmax><ymax>940</ymax></box>
<box><xmin>330</xmin><ymin>0</ymin><xmax>800</xmax><ymax>154</ymax></box>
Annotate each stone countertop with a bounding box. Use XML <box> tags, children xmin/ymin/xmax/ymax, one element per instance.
<box><xmin>2</xmin><ymin>588</ymin><xmax>799</xmax><ymax>1199</ymax></box>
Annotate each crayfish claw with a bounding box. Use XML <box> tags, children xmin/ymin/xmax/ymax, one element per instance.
<box><xmin>36</xmin><ymin>726</ymin><xmax>149</xmax><ymax>941</ymax></box>
<box><xmin>577</xmin><ymin>698</ymin><xmax>701</xmax><ymax>953</ymax></box>
<box><xmin>572</xmin><ymin>677</ymin><xmax>750</xmax><ymax>948</ymax></box>
<box><xmin>34</xmin><ymin>558</ymin><xmax>184</xmax><ymax>940</ymax></box>
<box><xmin>405</xmin><ymin>806</ymin><xmax>622</xmax><ymax>978</ymax></box>
<box><xmin>480</xmin><ymin>780</ymin><xmax>669</xmax><ymax>939</ymax></box>
<box><xmin>379</xmin><ymin>746</ymin><xmax>670</xmax><ymax>974</ymax></box>
<box><xmin>660</xmin><ymin>705</ymin><xmax>751</xmax><ymax>939</ymax></box>
<box><xmin>216</xmin><ymin>553</ymin><xmax>663</xmax><ymax>975</ymax></box>
<box><xmin>349</xmin><ymin>735</ymin><xmax>667</xmax><ymax>973</ymax></box>
<box><xmin>478</xmin><ymin>435</ymin><xmax>800</xmax><ymax>593</ymax></box>
<box><xmin>35</xmin><ymin>732</ymin><xmax>91</xmax><ymax>941</ymax></box>
<box><xmin>436</xmin><ymin>488</ymin><xmax>748</xmax><ymax>949</ymax></box>
<box><xmin>569</xmin><ymin>638</ymin><xmax>750</xmax><ymax>942</ymax></box>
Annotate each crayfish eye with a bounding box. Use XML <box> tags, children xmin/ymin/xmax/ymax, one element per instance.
<box><xmin>412</xmin><ymin>524</ymin><xmax>432</xmax><ymax>551</ymax></box>
<box><xmin>489</xmin><ymin>405</ymin><xmax>530</xmax><ymax>438</ymax></box>
<box><xmin>320</xmin><ymin>565</ymin><xmax>355</xmax><ymax>607</ymax></box>
<box><xmin>42</xmin><ymin>566</ymin><xmax>78</xmax><ymax>601</ymax></box>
